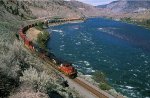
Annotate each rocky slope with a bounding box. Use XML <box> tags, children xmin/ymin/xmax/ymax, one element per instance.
<box><xmin>24</xmin><ymin>0</ymin><xmax>83</xmax><ymax>18</ymax></box>
<box><xmin>1</xmin><ymin>0</ymin><xmax>102</xmax><ymax>19</ymax></box>
<box><xmin>26</xmin><ymin>0</ymin><xmax>102</xmax><ymax>18</ymax></box>
<box><xmin>0</xmin><ymin>0</ymin><xmax>100</xmax><ymax>98</ymax></box>
<box><xmin>3</xmin><ymin>0</ymin><xmax>150</xmax><ymax>97</ymax></box>
<box><xmin>0</xmin><ymin>0</ymin><xmax>107</xmax><ymax>97</ymax></box>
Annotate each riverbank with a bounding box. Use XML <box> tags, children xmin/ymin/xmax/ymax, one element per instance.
<box><xmin>122</xmin><ymin>19</ymin><xmax>150</xmax><ymax>30</ymax></box>
<box><xmin>25</xmin><ymin>20</ymin><xmax>109</xmax><ymax>98</ymax></box>
<box><xmin>78</xmin><ymin>73</ymin><xmax>126</xmax><ymax>98</ymax></box>
<box><xmin>27</xmin><ymin>19</ymin><xmax>126</xmax><ymax>98</ymax></box>
<box><xmin>26</xmin><ymin>19</ymin><xmax>85</xmax><ymax>43</ymax></box>
<box><xmin>114</xmin><ymin>17</ymin><xmax>150</xmax><ymax>30</ymax></box>
<box><xmin>20</xmin><ymin>19</ymin><xmax>90</xmax><ymax>98</ymax></box>
<box><xmin>47</xmin><ymin>17</ymin><xmax>150</xmax><ymax>98</ymax></box>
<box><xmin>100</xmin><ymin>16</ymin><xmax>150</xmax><ymax>30</ymax></box>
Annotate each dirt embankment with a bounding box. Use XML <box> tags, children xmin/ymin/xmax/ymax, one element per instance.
<box><xmin>26</xmin><ymin>27</ymin><xmax>41</xmax><ymax>42</ymax></box>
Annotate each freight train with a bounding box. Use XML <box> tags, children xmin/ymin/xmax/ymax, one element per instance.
<box><xmin>17</xmin><ymin>19</ymin><xmax>81</xmax><ymax>78</ymax></box>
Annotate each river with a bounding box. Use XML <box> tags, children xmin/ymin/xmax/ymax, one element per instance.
<box><xmin>47</xmin><ymin>18</ymin><xmax>150</xmax><ymax>98</ymax></box>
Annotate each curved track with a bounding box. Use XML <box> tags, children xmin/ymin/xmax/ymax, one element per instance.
<box><xmin>20</xmin><ymin>18</ymin><xmax>114</xmax><ymax>98</ymax></box>
<box><xmin>26</xmin><ymin>49</ymin><xmax>113</xmax><ymax>98</ymax></box>
<box><xmin>74</xmin><ymin>78</ymin><xmax>109</xmax><ymax>98</ymax></box>
<box><xmin>43</xmin><ymin>55</ymin><xmax>113</xmax><ymax>98</ymax></box>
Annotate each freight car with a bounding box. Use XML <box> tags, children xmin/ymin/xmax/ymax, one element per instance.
<box><xmin>18</xmin><ymin>19</ymin><xmax>78</xmax><ymax>78</ymax></box>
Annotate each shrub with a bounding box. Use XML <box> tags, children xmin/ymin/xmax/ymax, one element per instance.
<box><xmin>0</xmin><ymin>41</ymin><xmax>27</xmax><ymax>97</ymax></box>
<box><xmin>9</xmin><ymin>89</ymin><xmax>49</xmax><ymax>98</ymax></box>
<box><xmin>99</xmin><ymin>82</ymin><xmax>111</xmax><ymax>90</ymax></box>
<box><xmin>37</xmin><ymin>31</ymin><xmax>49</xmax><ymax>49</ymax></box>
<box><xmin>36</xmin><ymin>22</ymin><xmax>44</xmax><ymax>30</ymax></box>
<box><xmin>121</xmin><ymin>17</ymin><xmax>131</xmax><ymax>22</ymax></box>
<box><xmin>92</xmin><ymin>71</ymin><xmax>111</xmax><ymax>90</ymax></box>
<box><xmin>92</xmin><ymin>71</ymin><xmax>106</xmax><ymax>83</ymax></box>
<box><xmin>0</xmin><ymin>40</ymin><xmax>27</xmax><ymax>78</ymax></box>
<box><xmin>20</xmin><ymin>67</ymin><xmax>75</xmax><ymax>98</ymax></box>
<box><xmin>20</xmin><ymin>66</ymin><xmax>56</xmax><ymax>93</ymax></box>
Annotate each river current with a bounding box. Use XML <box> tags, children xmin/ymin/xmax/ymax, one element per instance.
<box><xmin>47</xmin><ymin>18</ymin><xmax>150</xmax><ymax>98</ymax></box>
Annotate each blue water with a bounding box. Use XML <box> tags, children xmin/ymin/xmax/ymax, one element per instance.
<box><xmin>47</xmin><ymin>18</ymin><xmax>150</xmax><ymax>98</ymax></box>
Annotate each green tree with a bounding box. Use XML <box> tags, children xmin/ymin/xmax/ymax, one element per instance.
<box><xmin>99</xmin><ymin>82</ymin><xmax>111</xmax><ymax>90</ymax></box>
<box><xmin>37</xmin><ymin>31</ymin><xmax>49</xmax><ymax>49</ymax></box>
<box><xmin>146</xmin><ymin>19</ymin><xmax>150</xmax><ymax>24</ymax></box>
<box><xmin>92</xmin><ymin>71</ymin><xmax>111</xmax><ymax>90</ymax></box>
<box><xmin>92</xmin><ymin>71</ymin><xmax>106</xmax><ymax>83</ymax></box>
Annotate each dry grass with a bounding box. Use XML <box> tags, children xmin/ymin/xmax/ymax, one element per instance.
<box><xmin>9</xmin><ymin>89</ymin><xmax>49</xmax><ymax>98</ymax></box>
<box><xmin>20</xmin><ymin>66</ymin><xmax>56</xmax><ymax>93</ymax></box>
<box><xmin>26</xmin><ymin>27</ymin><xmax>41</xmax><ymax>42</ymax></box>
<box><xmin>0</xmin><ymin>1</ymin><xmax>84</xmax><ymax>97</ymax></box>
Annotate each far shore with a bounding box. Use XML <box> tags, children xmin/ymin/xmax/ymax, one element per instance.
<box><xmin>90</xmin><ymin>16</ymin><xmax>150</xmax><ymax>30</ymax></box>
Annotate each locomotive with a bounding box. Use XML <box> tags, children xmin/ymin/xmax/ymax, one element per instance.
<box><xmin>18</xmin><ymin>19</ymin><xmax>77</xmax><ymax>78</ymax></box>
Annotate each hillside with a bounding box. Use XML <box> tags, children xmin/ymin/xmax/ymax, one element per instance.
<box><xmin>24</xmin><ymin>0</ymin><xmax>102</xmax><ymax>18</ymax></box>
<box><xmin>97</xmin><ymin>0</ymin><xmax>150</xmax><ymax>13</ymax></box>
<box><xmin>1</xmin><ymin>0</ymin><xmax>102</xmax><ymax>19</ymax></box>
<box><xmin>0</xmin><ymin>0</ymin><xmax>111</xmax><ymax>97</ymax></box>
<box><xmin>3</xmin><ymin>0</ymin><xmax>150</xmax><ymax>97</ymax></box>
<box><xmin>0</xmin><ymin>0</ymin><xmax>101</xmax><ymax>98</ymax></box>
<box><xmin>23</xmin><ymin>0</ymin><xmax>82</xmax><ymax>18</ymax></box>
<box><xmin>66</xmin><ymin>0</ymin><xmax>102</xmax><ymax>17</ymax></box>
<box><xmin>96</xmin><ymin>0</ymin><xmax>150</xmax><ymax>28</ymax></box>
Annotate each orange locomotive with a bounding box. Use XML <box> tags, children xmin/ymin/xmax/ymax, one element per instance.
<box><xmin>18</xmin><ymin>20</ymin><xmax>77</xmax><ymax>79</ymax></box>
<box><xmin>58</xmin><ymin>63</ymin><xmax>77</xmax><ymax>78</ymax></box>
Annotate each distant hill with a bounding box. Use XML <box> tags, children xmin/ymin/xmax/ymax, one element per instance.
<box><xmin>96</xmin><ymin>0</ymin><xmax>150</xmax><ymax>13</ymax></box>
<box><xmin>104</xmin><ymin>0</ymin><xmax>150</xmax><ymax>13</ymax></box>
<box><xmin>96</xmin><ymin>0</ymin><xmax>150</xmax><ymax>20</ymax></box>
<box><xmin>96</xmin><ymin>4</ymin><xmax>107</xmax><ymax>8</ymax></box>
<box><xmin>67</xmin><ymin>0</ymin><xmax>101</xmax><ymax>17</ymax></box>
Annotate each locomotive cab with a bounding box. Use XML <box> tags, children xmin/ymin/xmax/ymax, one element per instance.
<box><xmin>59</xmin><ymin>63</ymin><xmax>77</xmax><ymax>78</ymax></box>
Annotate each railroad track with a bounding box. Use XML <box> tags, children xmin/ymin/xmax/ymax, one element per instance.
<box><xmin>43</xmin><ymin>55</ymin><xmax>114</xmax><ymax>98</ymax></box>
<box><xmin>74</xmin><ymin>78</ymin><xmax>109</xmax><ymax>98</ymax></box>
<box><xmin>21</xmin><ymin>17</ymin><xmax>114</xmax><ymax>97</ymax></box>
<box><xmin>23</xmin><ymin>46</ymin><xmax>114</xmax><ymax>98</ymax></box>
<box><xmin>44</xmin><ymin>57</ymin><xmax>112</xmax><ymax>98</ymax></box>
